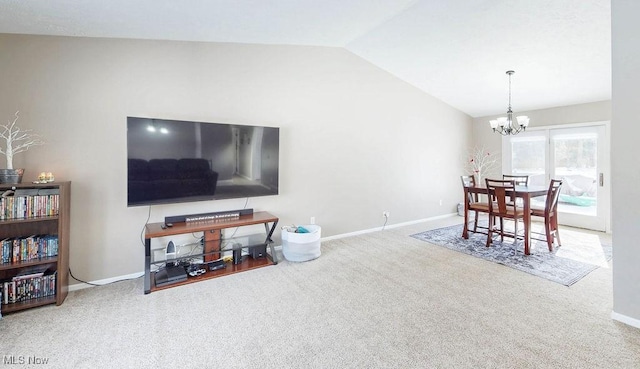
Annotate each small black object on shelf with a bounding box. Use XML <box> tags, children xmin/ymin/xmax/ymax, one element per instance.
<box><xmin>207</xmin><ymin>259</ymin><xmax>226</xmax><ymax>271</ymax></box>
<box><xmin>155</xmin><ymin>265</ymin><xmax>187</xmax><ymax>287</ymax></box>
<box><xmin>233</xmin><ymin>248</ymin><xmax>243</xmax><ymax>265</ymax></box>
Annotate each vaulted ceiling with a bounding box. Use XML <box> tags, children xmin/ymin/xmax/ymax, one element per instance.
<box><xmin>0</xmin><ymin>0</ymin><xmax>611</xmax><ymax>117</ymax></box>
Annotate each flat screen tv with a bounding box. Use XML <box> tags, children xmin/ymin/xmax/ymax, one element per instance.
<box><xmin>127</xmin><ymin>117</ymin><xmax>279</xmax><ymax>207</ymax></box>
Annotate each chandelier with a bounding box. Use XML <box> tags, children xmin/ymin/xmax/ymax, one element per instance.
<box><xmin>489</xmin><ymin>70</ymin><xmax>529</xmax><ymax>136</ymax></box>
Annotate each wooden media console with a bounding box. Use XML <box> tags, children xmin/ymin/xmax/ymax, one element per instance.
<box><xmin>143</xmin><ymin>211</ymin><xmax>278</xmax><ymax>294</ymax></box>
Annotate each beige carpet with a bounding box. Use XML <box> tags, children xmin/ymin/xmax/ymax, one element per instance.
<box><xmin>1</xmin><ymin>216</ymin><xmax>638</xmax><ymax>369</ymax></box>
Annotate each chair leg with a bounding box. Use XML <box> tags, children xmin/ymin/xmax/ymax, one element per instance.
<box><xmin>513</xmin><ymin>218</ymin><xmax>519</xmax><ymax>245</ymax></box>
<box><xmin>473</xmin><ymin>210</ymin><xmax>479</xmax><ymax>232</ymax></box>
<box><xmin>552</xmin><ymin>214</ymin><xmax>561</xmax><ymax>247</ymax></box>
<box><xmin>486</xmin><ymin>214</ymin><xmax>494</xmax><ymax>247</ymax></box>
<box><xmin>544</xmin><ymin>216</ymin><xmax>554</xmax><ymax>251</ymax></box>
<box><xmin>499</xmin><ymin>217</ymin><xmax>504</xmax><ymax>242</ymax></box>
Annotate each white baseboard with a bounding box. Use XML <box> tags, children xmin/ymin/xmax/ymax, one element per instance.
<box><xmin>321</xmin><ymin>213</ymin><xmax>457</xmax><ymax>242</ymax></box>
<box><xmin>68</xmin><ymin>272</ymin><xmax>144</xmax><ymax>292</ymax></box>
<box><xmin>68</xmin><ymin>213</ymin><xmax>457</xmax><ymax>291</ymax></box>
<box><xmin>611</xmin><ymin>311</ymin><xmax>640</xmax><ymax>329</ymax></box>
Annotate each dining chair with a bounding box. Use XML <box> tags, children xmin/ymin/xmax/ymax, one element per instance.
<box><xmin>460</xmin><ymin>175</ymin><xmax>490</xmax><ymax>235</ymax></box>
<box><xmin>503</xmin><ymin>174</ymin><xmax>530</xmax><ymax>207</ymax></box>
<box><xmin>530</xmin><ymin>179</ymin><xmax>563</xmax><ymax>251</ymax></box>
<box><xmin>485</xmin><ymin>178</ymin><xmax>526</xmax><ymax>248</ymax></box>
<box><xmin>503</xmin><ymin>174</ymin><xmax>530</xmax><ymax>186</ymax></box>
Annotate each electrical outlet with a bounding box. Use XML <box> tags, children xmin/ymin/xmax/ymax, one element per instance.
<box><xmin>383</xmin><ymin>211</ymin><xmax>390</xmax><ymax>218</ymax></box>
<box><xmin>310</xmin><ymin>216</ymin><xmax>315</xmax><ymax>225</ymax></box>
<box><xmin>439</xmin><ymin>199</ymin><xmax>443</xmax><ymax>206</ymax></box>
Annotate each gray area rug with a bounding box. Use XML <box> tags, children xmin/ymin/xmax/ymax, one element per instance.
<box><xmin>411</xmin><ymin>223</ymin><xmax>612</xmax><ymax>286</ymax></box>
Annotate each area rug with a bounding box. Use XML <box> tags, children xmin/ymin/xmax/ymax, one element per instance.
<box><xmin>411</xmin><ymin>223</ymin><xmax>612</xmax><ymax>286</ymax></box>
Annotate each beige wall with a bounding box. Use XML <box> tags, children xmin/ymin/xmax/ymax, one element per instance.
<box><xmin>0</xmin><ymin>34</ymin><xmax>472</xmax><ymax>285</ymax></box>
<box><xmin>611</xmin><ymin>0</ymin><xmax>640</xmax><ymax>327</ymax></box>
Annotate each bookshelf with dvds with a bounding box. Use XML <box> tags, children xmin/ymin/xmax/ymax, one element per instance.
<box><xmin>0</xmin><ymin>181</ymin><xmax>70</xmax><ymax>314</ymax></box>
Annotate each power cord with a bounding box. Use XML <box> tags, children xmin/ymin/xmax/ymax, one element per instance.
<box><xmin>69</xmin><ymin>268</ymin><xmax>143</xmax><ymax>287</ymax></box>
<box><xmin>140</xmin><ymin>205</ymin><xmax>152</xmax><ymax>248</ymax></box>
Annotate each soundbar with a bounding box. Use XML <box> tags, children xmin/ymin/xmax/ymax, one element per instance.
<box><xmin>165</xmin><ymin>208</ymin><xmax>254</xmax><ymax>224</ymax></box>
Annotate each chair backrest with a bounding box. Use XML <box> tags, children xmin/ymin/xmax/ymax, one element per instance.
<box><xmin>485</xmin><ymin>178</ymin><xmax>516</xmax><ymax>216</ymax></box>
<box><xmin>461</xmin><ymin>175</ymin><xmax>479</xmax><ymax>203</ymax></box>
<box><xmin>545</xmin><ymin>179</ymin><xmax>563</xmax><ymax>215</ymax></box>
<box><xmin>460</xmin><ymin>174</ymin><xmax>476</xmax><ymax>187</ymax></box>
<box><xmin>503</xmin><ymin>174</ymin><xmax>530</xmax><ymax>186</ymax></box>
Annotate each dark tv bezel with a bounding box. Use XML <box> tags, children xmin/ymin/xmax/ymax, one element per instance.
<box><xmin>127</xmin><ymin>117</ymin><xmax>279</xmax><ymax>207</ymax></box>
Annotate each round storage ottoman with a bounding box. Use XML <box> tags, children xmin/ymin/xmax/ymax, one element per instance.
<box><xmin>282</xmin><ymin>225</ymin><xmax>321</xmax><ymax>262</ymax></box>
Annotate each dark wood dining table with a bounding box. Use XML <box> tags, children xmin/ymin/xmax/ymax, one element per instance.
<box><xmin>462</xmin><ymin>185</ymin><xmax>548</xmax><ymax>255</ymax></box>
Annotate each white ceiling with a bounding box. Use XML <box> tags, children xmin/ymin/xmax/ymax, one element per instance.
<box><xmin>0</xmin><ymin>0</ymin><xmax>611</xmax><ymax>118</ymax></box>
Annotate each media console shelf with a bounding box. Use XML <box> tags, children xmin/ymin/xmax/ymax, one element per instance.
<box><xmin>144</xmin><ymin>211</ymin><xmax>279</xmax><ymax>294</ymax></box>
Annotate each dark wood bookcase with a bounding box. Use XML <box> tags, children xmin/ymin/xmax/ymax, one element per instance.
<box><xmin>0</xmin><ymin>181</ymin><xmax>70</xmax><ymax>314</ymax></box>
<box><xmin>144</xmin><ymin>211</ymin><xmax>278</xmax><ymax>294</ymax></box>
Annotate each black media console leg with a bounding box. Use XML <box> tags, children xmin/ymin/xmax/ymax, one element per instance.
<box><xmin>265</xmin><ymin>220</ymin><xmax>278</xmax><ymax>264</ymax></box>
<box><xmin>144</xmin><ymin>238</ymin><xmax>151</xmax><ymax>294</ymax></box>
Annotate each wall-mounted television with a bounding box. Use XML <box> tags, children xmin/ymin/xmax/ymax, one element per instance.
<box><xmin>127</xmin><ymin>117</ymin><xmax>279</xmax><ymax>207</ymax></box>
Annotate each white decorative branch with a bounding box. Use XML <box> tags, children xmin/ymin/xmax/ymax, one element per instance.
<box><xmin>0</xmin><ymin>111</ymin><xmax>45</xmax><ymax>169</ymax></box>
<box><xmin>464</xmin><ymin>146</ymin><xmax>500</xmax><ymax>185</ymax></box>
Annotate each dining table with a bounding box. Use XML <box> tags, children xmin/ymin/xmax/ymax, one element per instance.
<box><xmin>462</xmin><ymin>184</ymin><xmax>548</xmax><ymax>255</ymax></box>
